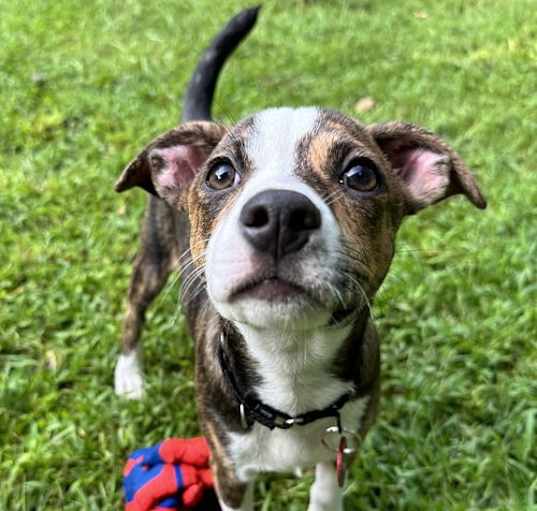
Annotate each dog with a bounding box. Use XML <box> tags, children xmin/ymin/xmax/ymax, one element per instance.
<box><xmin>114</xmin><ymin>7</ymin><xmax>486</xmax><ymax>511</ymax></box>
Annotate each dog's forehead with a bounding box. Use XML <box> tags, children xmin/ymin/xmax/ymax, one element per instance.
<box><xmin>221</xmin><ymin>107</ymin><xmax>371</xmax><ymax>173</ymax></box>
<box><xmin>245</xmin><ymin>107</ymin><xmax>319</xmax><ymax>168</ymax></box>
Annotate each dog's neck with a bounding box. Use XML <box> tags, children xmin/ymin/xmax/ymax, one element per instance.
<box><xmin>228</xmin><ymin>311</ymin><xmax>368</xmax><ymax>416</ymax></box>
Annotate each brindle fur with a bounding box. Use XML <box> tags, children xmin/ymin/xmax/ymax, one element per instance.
<box><xmin>120</xmin><ymin>198</ymin><xmax>183</xmax><ymax>354</ymax></box>
<box><xmin>116</xmin><ymin>110</ymin><xmax>485</xmax><ymax>507</ymax></box>
<box><xmin>116</xmin><ymin>9</ymin><xmax>485</xmax><ymax>509</ymax></box>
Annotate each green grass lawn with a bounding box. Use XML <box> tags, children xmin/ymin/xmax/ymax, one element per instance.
<box><xmin>1</xmin><ymin>0</ymin><xmax>536</xmax><ymax>509</ymax></box>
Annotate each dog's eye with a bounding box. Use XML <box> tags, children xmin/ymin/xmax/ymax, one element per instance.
<box><xmin>339</xmin><ymin>159</ymin><xmax>379</xmax><ymax>193</ymax></box>
<box><xmin>206</xmin><ymin>162</ymin><xmax>240</xmax><ymax>191</ymax></box>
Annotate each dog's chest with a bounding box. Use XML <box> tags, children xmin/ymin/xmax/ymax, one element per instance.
<box><xmin>221</xmin><ymin>323</ymin><xmax>370</xmax><ymax>481</ymax></box>
<box><xmin>227</xmin><ymin>397</ymin><xmax>368</xmax><ymax>482</ymax></box>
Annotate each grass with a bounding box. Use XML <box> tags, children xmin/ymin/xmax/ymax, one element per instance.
<box><xmin>1</xmin><ymin>0</ymin><xmax>536</xmax><ymax>509</ymax></box>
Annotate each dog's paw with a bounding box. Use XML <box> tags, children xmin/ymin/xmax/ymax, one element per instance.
<box><xmin>114</xmin><ymin>351</ymin><xmax>144</xmax><ymax>399</ymax></box>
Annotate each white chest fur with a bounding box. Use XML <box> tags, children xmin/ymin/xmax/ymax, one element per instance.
<box><xmin>228</xmin><ymin>397</ymin><xmax>368</xmax><ymax>482</ymax></box>
<box><xmin>227</xmin><ymin>321</ymin><xmax>367</xmax><ymax>482</ymax></box>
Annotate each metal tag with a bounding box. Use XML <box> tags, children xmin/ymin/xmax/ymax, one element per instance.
<box><xmin>336</xmin><ymin>436</ymin><xmax>347</xmax><ymax>487</ymax></box>
<box><xmin>321</xmin><ymin>425</ymin><xmax>360</xmax><ymax>488</ymax></box>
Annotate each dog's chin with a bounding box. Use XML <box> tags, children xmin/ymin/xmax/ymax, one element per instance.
<box><xmin>211</xmin><ymin>278</ymin><xmax>334</xmax><ymax>330</ymax></box>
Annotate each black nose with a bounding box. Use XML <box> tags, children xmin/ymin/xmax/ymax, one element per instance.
<box><xmin>240</xmin><ymin>189</ymin><xmax>321</xmax><ymax>259</ymax></box>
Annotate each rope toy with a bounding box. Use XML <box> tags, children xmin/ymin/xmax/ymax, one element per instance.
<box><xmin>123</xmin><ymin>437</ymin><xmax>214</xmax><ymax>510</ymax></box>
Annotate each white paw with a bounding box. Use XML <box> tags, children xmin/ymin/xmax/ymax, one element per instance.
<box><xmin>114</xmin><ymin>351</ymin><xmax>144</xmax><ymax>399</ymax></box>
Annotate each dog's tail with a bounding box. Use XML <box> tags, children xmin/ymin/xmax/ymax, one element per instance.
<box><xmin>181</xmin><ymin>6</ymin><xmax>260</xmax><ymax>122</ymax></box>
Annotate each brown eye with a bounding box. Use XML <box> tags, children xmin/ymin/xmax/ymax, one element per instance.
<box><xmin>339</xmin><ymin>159</ymin><xmax>379</xmax><ymax>193</ymax></box>
<box><xmin>206</xmin><ymin>162</ymin><xmax>240</xmax><ymax>191</ymax></box>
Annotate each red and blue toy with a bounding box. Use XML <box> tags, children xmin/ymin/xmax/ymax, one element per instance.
<box><xmin>123</xmin><ymin>437</ymin><xmax>215</xmax><ymax>511</ymax></box>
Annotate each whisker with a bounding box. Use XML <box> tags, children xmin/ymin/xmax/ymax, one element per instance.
<box><xmin>342</xmin><ymin>271</ymin><xmax>375</xmax><ymax>320</ymax></box>
<box><xmin>181</xmin><ymin>266</ymin><xmax>206</xmax><ymax>297</ymax></box>
<box><xmin>177</xmin><ymin>237</ymin><xmax>211</xmax><ymax>264</ymax></box>
<box><xmin>179</xmin><ymin>253</ymin><xmax>208</xmax><ymax>274</ymax></box>
<box><xmin>319</xmin><ymin>189</ymin><xmax>340</xmax><ymax>202</ymax></box>
<box><xmin>325</xmin><ymin>190</ymin><xmax>345</xmax><ymax>207</ymax></box>
<box><xmin>181</xmin><ymin>281</ymin><xmax>207</xmax><ymax>310</ymax></box>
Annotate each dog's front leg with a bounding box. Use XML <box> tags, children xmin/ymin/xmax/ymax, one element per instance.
<box><xmin>307</xmin><ymin>462</ymin><xmax>344</xmax><ymax>511</ymax></box>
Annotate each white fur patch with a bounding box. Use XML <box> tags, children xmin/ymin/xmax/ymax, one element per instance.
<box><xmin>237</xmin><ymin>107</ymin><xmax>324</xmax><ymax>210</ymax></box>
<box><xmin>236</xmin><ymin>323</ymin><xmax>354</xmax><ymax>414</ymax></box>
<box><xmin>227</xmin><ymin>396</ymin><xmax>368</xmax><ymax>482</ymax></box>
<box><xmin>114</xmin><ymin>351</ymin><xmax>144</xmax><ymax>399</ymax></box>
<box><xmin>245</xmin><ymin>106</ymin><xmax>319</xmax><ymax>179</ymax></box>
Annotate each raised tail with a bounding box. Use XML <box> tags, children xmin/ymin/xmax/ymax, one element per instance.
<box><xmin>181</xmin><ymin>6</ymin><xmax>261</xmax><ymax>122</ymax></box>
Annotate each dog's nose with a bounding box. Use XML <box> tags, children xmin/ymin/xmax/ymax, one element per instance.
<box><xmin>240</xmin><ymin>189</ymin><xmax>321</xmax><ymax>259</ymax></box>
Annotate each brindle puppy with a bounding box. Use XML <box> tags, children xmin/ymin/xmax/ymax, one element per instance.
<box><xmin>114</xmin><ymin>8</ymin><xmax>486</xmax><ymax>511</ymax></box>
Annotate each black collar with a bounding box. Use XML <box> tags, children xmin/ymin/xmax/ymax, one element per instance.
<box><xmin>217</xmin><ymin>331</ymin><xmax>355</xmax><ymax>431</ymax></box>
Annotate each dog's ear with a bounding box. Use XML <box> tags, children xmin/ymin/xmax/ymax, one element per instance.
<box><xmin>115</xmin><ymin>121</ymin><xmax>227</xmax><ymax>206</ymax></box>
<box><xmin>369</xmin><ymin>122</ymin><xmax>486</xmax><ymax>214</ymax></box>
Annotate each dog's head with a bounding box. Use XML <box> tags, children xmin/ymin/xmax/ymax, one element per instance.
<box><xmin>117</xmin><ymin>107</ymin><xmax>485</xmax><ymax>330</ymax></box>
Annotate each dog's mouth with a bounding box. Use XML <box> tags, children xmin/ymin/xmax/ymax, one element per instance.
<box><xmin>229</xmin><ymin>274</ymin><xmax>309</xmax><ymax>303</ymax></box>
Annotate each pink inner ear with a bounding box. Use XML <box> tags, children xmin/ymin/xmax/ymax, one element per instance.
<box><xmin>396</xmin><ymin>148</ymin><xmax>450</xmax><ymax>204</ymax></box>
<box><xmin>152</xmin><ymin>145</ymin><xmax>207</xmax><ymax>191</ymax></box>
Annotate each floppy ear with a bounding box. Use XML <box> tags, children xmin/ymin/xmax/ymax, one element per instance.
<box><xmin>369</xmin><ymin>122</ymin><xmax>486</xmax><ymax>214</ymax></box>
<box><xmin>115</xmin><ymin>121</ymin><xmax>227</xmax><ymax>206</ymax></box>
